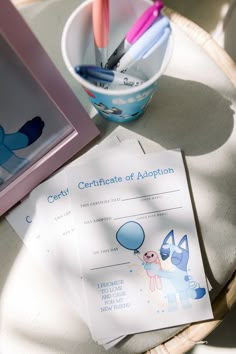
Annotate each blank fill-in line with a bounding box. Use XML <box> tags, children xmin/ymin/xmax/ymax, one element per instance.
<box><xmin>114</xmin><ymin>206</ymin><xmax>183</xmax><ymax>220</ymax></box>
<box><xmin>90</xmin><ymin>262</ymin><xmax>130</xmax><ymax>270</ymax></box>
<box><xmin>121</xmin><ymin>189</ymin><xmax>180</xmax><ymax>201</ymax></box>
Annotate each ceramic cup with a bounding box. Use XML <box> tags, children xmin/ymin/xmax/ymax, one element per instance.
<box><xmin>61</xmin><ymin>0</ymin><xmax>173</xmax><ymax>123</ymax></box>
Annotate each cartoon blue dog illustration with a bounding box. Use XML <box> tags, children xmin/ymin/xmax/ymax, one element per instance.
<box><xmin>143</xmin><ymin>230</ymin><xmax>206</xmax><ymax>311</ymax></box>
<box><xmin>0</xmin><ymin>116</ymin><xmax>44</xmax><ymax>183</ymax></box>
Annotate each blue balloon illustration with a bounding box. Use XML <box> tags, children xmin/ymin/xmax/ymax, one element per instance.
<box><xmin>116</xmin><ymin>221</ymin><xmax>145</xmax><ymax>253</ymax></box>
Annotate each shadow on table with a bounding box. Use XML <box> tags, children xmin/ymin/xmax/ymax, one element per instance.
<box><xmin>187</xmin><ymin>305</ymin><xmax>236</xmax><ymax>353</ymax></box>
<box><xmin>123</xmin><ymin>76</ymin><xmax>235</xmax><ymax>156</ymax></box>
<box><xmin>164</xmin><ymin>0</ymin><xmax>231</xmax><ymax>34</ymax></box>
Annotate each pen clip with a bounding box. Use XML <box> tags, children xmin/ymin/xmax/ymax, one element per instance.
<box><xmin>143</xmin><ymin>25</ymin><xmax>171</xmax><ymax>59</ymax></box>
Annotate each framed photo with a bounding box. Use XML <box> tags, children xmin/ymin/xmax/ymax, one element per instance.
<box><xmin>0</xmin><ymin>0</ymin><xmax>100</xmax><ymax>216</ymax></box>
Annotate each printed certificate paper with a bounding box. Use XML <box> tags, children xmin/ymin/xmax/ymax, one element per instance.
<box><xmin>6</xmin><ymin>136</ymin><xmax>143</xmax><ymax>347</ymax></box>
<box><xmin>67</xmin><ymin>150</ymin><xmax>213</xmax><ymax>340</ymax></box>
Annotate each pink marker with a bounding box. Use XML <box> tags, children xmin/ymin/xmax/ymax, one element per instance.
<box><xmin>106</xmin><ymin>0</ymin><xmax>163</xmax><ymax>69</ymax></box>
<box><xmin>92</xmin><ymin>0</ymin><xmax>110</xmax><ymax>68</ymax></box>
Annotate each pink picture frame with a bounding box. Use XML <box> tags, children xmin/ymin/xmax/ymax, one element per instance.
<box><xmin>0</xmin><ymin>0</ymin><xmax>100</xmax><ymax>216</ymax></box>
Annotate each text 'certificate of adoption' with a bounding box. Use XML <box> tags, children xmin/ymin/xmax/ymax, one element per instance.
<box><xmin>67</xmin><ymin>150</ymin><xmax>213</xmax><ymax>340</ymax></box>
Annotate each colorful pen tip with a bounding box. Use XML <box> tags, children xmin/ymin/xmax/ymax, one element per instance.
<box><xmin>155</xmin><ymin>0</ymin><xmax>164</xmax><ymax>9</ymax></box>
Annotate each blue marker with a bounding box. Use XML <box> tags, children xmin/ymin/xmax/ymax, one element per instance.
<box><xmin>75</xmin><ymin>65</ymin><xmax>144</xmax><ymax>88</ymax></box>
<box><xmin>115</xmin><ymin>16</ymin><xmax>171</xmax><ymax>73</ymax></box>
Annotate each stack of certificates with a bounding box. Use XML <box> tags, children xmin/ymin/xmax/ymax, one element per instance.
<box><xmin>6</xmin><ymin>127</ymin><xmax>213</xmax><ymax>348</ymax></box>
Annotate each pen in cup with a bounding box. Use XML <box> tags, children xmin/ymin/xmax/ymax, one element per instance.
<box><xmin>74</xmin><ymin>65</ymin><xmax>144</xmax><ymax>88</ymax></box>
<box><xmin>115</xmin><ymin>16</ymin><xmax>171</xmax><ymax>73</ymax></box>
<box><xmin>92</xmin><ymin>0</ymin><xmax>109</xmax><ymax>68</ymax></box>
<box><xmin>106</xmin><ymin>0</ymin><xmax>164</xmax><ymax>70</ymax></box>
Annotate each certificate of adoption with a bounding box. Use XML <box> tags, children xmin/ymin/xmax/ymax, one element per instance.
<box><xmin>67</xmin><ymin>150</ymin><xmax>213</xmax><ymax>339</ymax></box>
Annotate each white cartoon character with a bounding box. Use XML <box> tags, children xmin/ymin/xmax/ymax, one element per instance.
<box><xmin>143</xmin><ymin>251</ymin><xmax>162</xmax><ymax>292</ymax></box>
